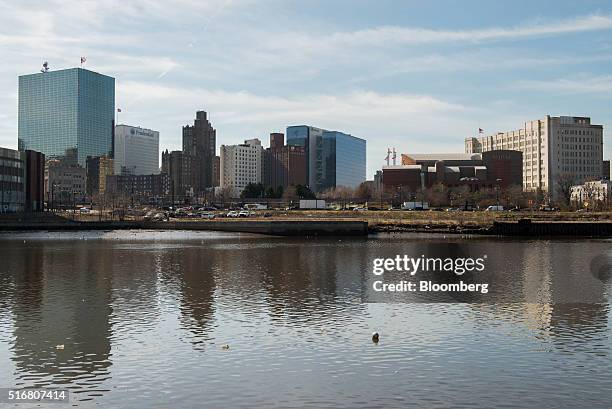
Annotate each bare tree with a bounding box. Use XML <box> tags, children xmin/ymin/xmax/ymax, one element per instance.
<box><xmin>215</xmin><ymin>186</ymin><xmax>234</xmax><ymax>208</ymax></box>
<box><xmin>556</xmin><ymin>173</ymin><xmax>575</xmax><ymax>207</ymax></box>
<box><xmin>582</xmin><ymin>182</ymin><xmax>597</xmax><ymax>211</ymax></box>
<box><xmin>354</xmin><ymin>182</ymin><xmax>373</xmax><ymax>201</ymax></box>
<box><xmin>319</xmin><ymin>187</ymin><xmax>336</xmax><ymax>200</ymax></box>
<box><xmin>505</xmin><ymin>185</ymin><xmax>526</xmax><ymax>208</ymax></box>
<box><xmin>424</xmin><ymin>183</ymin><xmax>449</xmax><ymax>207</ymax></box>
<box><xmin>336</xmin><ymin>186</ymin><xmax>354</xmax><ymax>208</ymax></box>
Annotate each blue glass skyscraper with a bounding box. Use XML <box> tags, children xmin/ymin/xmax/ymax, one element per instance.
<box><xmin>18</xmin><ymin>68</ymin><xmax>115</xmax><ymax>166</ymax></box>
<box><xmin>287</xmin><ymin>125</ymin><xmax>366</xmax><ymax>192</ymax></box>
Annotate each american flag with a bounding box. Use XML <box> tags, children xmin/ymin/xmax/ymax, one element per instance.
<box><xmin>80</xmin><ymin>57</ymin><xmax>86</xmax><ymax>64</ymax></box>
<box><xmin>478</xmin><ymin>128</ymin><xmax>484</xmax><ymax>134</ymax></box>
<box><xmin>117</xmin><ymin>108</ymin><xmax>122</xmax><ymax>113</ymax></box>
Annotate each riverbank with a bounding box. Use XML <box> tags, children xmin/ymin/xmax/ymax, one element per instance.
<box><xmin>1</xmin><ymin>210</ymin><xmax>611</xmax><ymax>236</ymax></box>
<box><xmin>0</xmin><ymin>218</ymin><xmax>369</xmax><ymax>236</ymax></box>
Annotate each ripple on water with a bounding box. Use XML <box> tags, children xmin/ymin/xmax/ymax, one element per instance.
<box><xmin>0</xmin><ymin>233</ymin><xmax>610</xmax><ymax>408</ymax></box>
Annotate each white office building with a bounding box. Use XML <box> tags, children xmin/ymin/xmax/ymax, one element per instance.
<box><xmin>465</xmin><ymin>116</ymin><xmax>604</xmax><ymax>201</ymax></box>
<box><xmin>220</xmin><ymin>139</ymin><xmax>263</xmax><ymax>195</ymax></box>
<box><xmin>114</xmin><ymin>125</ymin><xmax>159</xmax><ymax>176</ymax></box>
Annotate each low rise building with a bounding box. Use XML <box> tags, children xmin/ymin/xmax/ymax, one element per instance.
<box><xmin>1</xmin><ymin>147</ymin><xmax>26</xmax><ymax>212</ymax></box>
<box><xmin>571</xmin><ymin>180</ymin><xmax>611</xmax><ymax>208</ymax></box>
<box><xmin>106</xmin><ymin>173</ymin><xmax>169</xmax><ymax>203</ymax></box>
<box><xmin>86</xmin><ymin>155</ymin><xmax>114</xmax><ymax>197</ymax></box>
<box><xmin>0</xmin><ymin>147</ymin><xmax>44</xmax><ymax>213</ymax></box>
<box><xmin>45</xmin><ymin>159</ymin><xmax>86</xmax><ymax>206</ymax></box>
<box><xmin>383</xmin><ymin>151</ymin><xmax>522</xmax><ymax>192</ymax></box>
<box><xmin>24</xmin><ymin>150</ymin><xmax>45</xmax><ymax>212</ymax></box>
<box><xmin>373</xmin><ymin>170</ymin><xmax>384</xmax><ymax>193</ymax></box>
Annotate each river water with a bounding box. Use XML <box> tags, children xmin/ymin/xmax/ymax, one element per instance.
<box><xmin>0</xmin><ymin>230</ymin><xmax>610</xmax><ymax>408</ymax></box>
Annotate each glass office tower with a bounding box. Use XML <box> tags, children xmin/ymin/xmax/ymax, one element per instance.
<box><xmin>287</xmin><ymin>125</ymin><xmax>366</xmax><ymax>192</ymax></box>
<box><xmin>18</xmin><ymin>68</ymin><xmax>115</xmax><ymax>166</ymax></box>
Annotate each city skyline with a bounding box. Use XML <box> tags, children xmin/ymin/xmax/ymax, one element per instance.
<box><xmin>1</xmin><ymin>0</ymin><xmax>612</xmax><ymax>179</ymax></box>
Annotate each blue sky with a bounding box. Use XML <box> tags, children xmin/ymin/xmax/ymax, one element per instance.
<box><xmin>1</xmin><ymin>0</ymin><xmax>611</xmax><ymax>178</ymax></box>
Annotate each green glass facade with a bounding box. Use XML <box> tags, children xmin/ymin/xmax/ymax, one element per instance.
<box><xmin>18</xmin><ymin>68</ymin><xmax>115</xmax><ymax>166</ymax></box>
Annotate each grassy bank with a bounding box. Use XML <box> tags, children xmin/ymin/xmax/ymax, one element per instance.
<box><xmin>1</xmin><ymin>210</ymin><xmax>611</xmax><ymax>234</ymax></box>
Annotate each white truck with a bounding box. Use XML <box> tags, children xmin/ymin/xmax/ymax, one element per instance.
<box><xmin>299</xmin><ymin>199</ymin><xmax>326</xmax><ymax>209</ymax></box>
<box><xmin>244</xmin><ymin>203</ymin><xmax>268</xmax><ymax>210</ymax></box>
<box><xmin>401</xmin><ymin>201</ymin><xmax>429</xmax><ymax>211</ymax></box>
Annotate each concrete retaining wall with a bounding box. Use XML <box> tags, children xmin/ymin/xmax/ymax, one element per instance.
<box><xmin>490</xmin><ymin>220</ymin><xmax>612</xmax><ymax>237</ymax></box>
<box><xmin>0</xmin><ymin>220</ymin><xmax>369</xmax><ymax>236</ymax></box>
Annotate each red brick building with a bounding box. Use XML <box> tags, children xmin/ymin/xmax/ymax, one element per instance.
<box><xmin>383</xmin><ymin>151</ymin><xmax>522</xmax><ymax>192</ymax></box>
<box><xmin>263</xmin><ymin>133</ymin><xmax>307</xmax><ymax>189</ymax></box>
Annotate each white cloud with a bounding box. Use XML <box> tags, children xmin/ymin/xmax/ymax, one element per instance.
<box><xmin>114</xmin><ymin>81</ymin><xmax>476</xmax><ymax>177</ymax></box>
<box><xmin>327</xmin><ymin>14</ymin><xmax>612</xmax><ymax>46</ymax></box>
<box><xmin>250</xmin><ymin>14</ymin><xmax>612</xmax><ymax>64</ymax></box>
<box><xmin>514</xmin><ymin>75</ymin><xmax>612</xmax><ymax>94</ymax></box>
<box><xmin>2</xmin><ymin>1</ymin><xmax>612</xmax><ymax>173</ymax></box>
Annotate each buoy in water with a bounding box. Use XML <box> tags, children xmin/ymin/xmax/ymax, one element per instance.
<box><xmin>372</xmin><ymin>332</ymin><xmax>379</xmax><ymax>343</ymax></box>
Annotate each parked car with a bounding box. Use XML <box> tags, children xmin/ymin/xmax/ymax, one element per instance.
<box><xmin>79</xmin><ymin>207</ymin><xmax>91</xmax><ymax>214</ymax></box>
<box><xmin>485</xmin><ymin>205</ymin><xmax>504</xmax><ymax>212</ymax></box>
<box><xmin>226</xmin><ymin>211</ymin><xmax>239</xmax><ymax>218</ymax></box>
<box><xmin>152</xmin><ymin>212</ymin><xmax>168</xmax><ymax>221</ymax></box>
<box><xmin>263</xmin><ymin>212</ymin><xmax>273</xmax><ymax>218</ymax></box>
<box><xmin>201</xmin><ymin>212</ymin><xmax>216</xmax><ymax>219</ymax></box>
<box><xmin>238</xmin><ymin>210</ymin><xmax>250</xmax><ymax>218</ymax></box>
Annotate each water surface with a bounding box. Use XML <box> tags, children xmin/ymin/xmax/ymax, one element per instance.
<box><xmin>0</xmin><ymin>231</ymin><xmax>610</xmax><ymax>408</ymax></box>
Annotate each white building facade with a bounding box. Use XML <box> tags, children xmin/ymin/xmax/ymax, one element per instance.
<box><xmin>571</xmin><ymin>180</ymin><xmax>611</xmax><ymax>208</ymax></box>
<box><xmin>465</xmin><ymin>116</ymin><xmax>604</xmax><ymax>201</ymax></box>
<box><xmin>220</xmin><ymin>139</ymin><xmax>263</xmax><ymax>195</ymax></box>
<box><xmin>114</xmin><ymin>125</ymin><xmax>159</xmax><ymax>176</ymax></box>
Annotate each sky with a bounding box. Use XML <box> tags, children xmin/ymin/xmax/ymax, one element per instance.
<box><xmin>1</xmin><ymin>0</ymin><xmax>611</xmax><ymax>179</ymax></box>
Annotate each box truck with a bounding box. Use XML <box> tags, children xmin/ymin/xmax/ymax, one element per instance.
<box><xmin>299</xmin><ymin>199</ymin><xmax>326</xmax><ymax>209</ymax></box>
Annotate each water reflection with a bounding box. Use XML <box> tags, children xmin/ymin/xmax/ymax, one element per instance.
<box><xmin>5</xmin><ymin>243</ymin><xmax>113</xmax><ymax>400</ymax></box>
<box><xmin>0</xmin><ymin>232</ymin><xmax>609</xmax><ymax>408</ymax></box>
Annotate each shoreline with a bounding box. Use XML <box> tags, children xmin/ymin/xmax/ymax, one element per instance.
<box><xmin>1</xmin><ymin>213</ymin><xmax>611</xmax><ymax>237</ymax></box>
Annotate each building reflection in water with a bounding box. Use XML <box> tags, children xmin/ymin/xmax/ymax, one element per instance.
<box><xmin>206</xmin><ymin>238</ymin><xmax>368</xmax><ymax>328</ymax></box>
<box><xmin>358</xmin><ymin>236</ymin><xmax>609</xmax><ymax>344</ymax></box>
<box><xmin>469</xmin><ymin>239</ymin><xmax>609</xmax><ymax>347</ymax></box>
<box><xmin>0</xmin><ymin>232</ymin><xmax>609</xmax><ymax>406</ymax></box>
<box><xmin>172</xmin><ymin>248</ymin><xmax>216</xmax><ymax>349</ymax></box>
<box><xmin>5</xmin><ymin>241</ymin><xmax>113</xmax><ymax>400</ymax></box>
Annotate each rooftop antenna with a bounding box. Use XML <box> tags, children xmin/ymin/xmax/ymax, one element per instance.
<box><xmin>392</xmin><ymin>147</ymin><xmax>397</xmax><ymax>166</ymax></box>
<box><xmin>40</xmin><ymin>61</ymin><xmax>49</xmax><ymax>73</ymax></box>
<box><xmin>385</xmin><ymin>148</ymin><xmax>391</xmax><ymax>166</ymax></box>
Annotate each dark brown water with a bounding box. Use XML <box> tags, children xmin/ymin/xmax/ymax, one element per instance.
<box><xmin>0</xmin><ymin>231</ymin><xmax>610</xmax><ymax>408</ymax></box>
